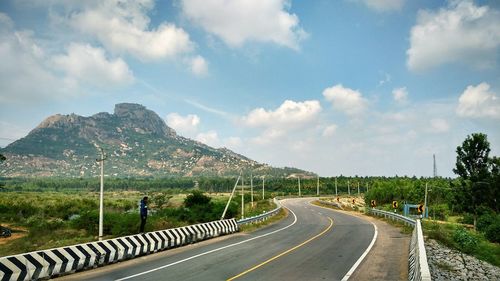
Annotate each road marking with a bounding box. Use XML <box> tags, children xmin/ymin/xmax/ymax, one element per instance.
<box><xmin>115</xmin><ymin>202</ymin><xmax>298</xmax><ymax>281</ymax></box>
<box><xmin>308</xmin><ymin>200</ymin><xmax>379</xmax><ymax>281</ymax></box>
<box><xmin>341</xmin><ymin>222</ymin><xmax>377</xmax><ymax>281</ymax></box>
<box><xmin>226</xmin><ymin>216</ymin><xmax>334</xmax><ymax>281</ymax></box>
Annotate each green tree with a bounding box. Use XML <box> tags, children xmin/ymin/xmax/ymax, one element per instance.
<box><xmin>489</xmin><ymin>157</ymin><xmax>500</xmax><ymax>213</ymax></box>
<box><xmin>453</xmin><ymin>133</ymin><xmax>494</xmax><ymax>229</ymax></box>
<box><xmin>453</xmin><ymin>133</ymin><xmax>491</xmax><ymax>181</ymax></box>
<box><xmin>0</xmin><ymin>153</ymin><xmax>5</xmax><ymax>190</ymax></box>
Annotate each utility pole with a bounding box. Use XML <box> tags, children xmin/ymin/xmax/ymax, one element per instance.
<box><xmin>317</xmin><ymin>176</ymin><xmax>319</xmax><ymax>196</ymax></box>
<box><xmin>298</xmin><ymin>176</ymin><xmax>301</xmax><ymax>197</ymax></box>
<box><xmin>348</xmin><ymin>180</ymin><xmax>350</xmax><ymax>195</ymax></box>
<box><xmin>96</xmin><ymin>147</ymin><xmax>106</xmax><ymax>241</ymax></box>
<box><xmin>221</xmin><ymin>172</ymin><xmax>241</xmax><ymax>220</ymax></box>
<box><xmin>424</xmin><ymin>182</ymin><xmax>428</xmax><ymax>219</ymax></box>
<box><xmin>241</xmin><ymin>173</ymin><xmax>244</xmax><ymax>219</ymax></box>
<box><xmin>262</xmin><ymin>175</ymin><xmax>265</xmax><ymax>200</ymax></box>
<box><xmin>433</xmin><ymin>154</ymin><xmax>437</xmax><ymax>178</ymax></box>
<box><xmin>250</xmin><ymin>172</ymin><xmax>254</xmax><ymax>207</ymax></box>
<box><xmin>335</xmin><ymin>177</ymin><xmax>338</xmax><ymax>197</ymax></box>
<box><xmin>357</xmin><ymin>182</ymin><xmax>360</xmax><ymax>196</ymax></box>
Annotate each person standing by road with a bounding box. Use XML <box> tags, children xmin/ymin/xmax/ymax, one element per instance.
<box><xmin>140</xmin><ymin>196</ymin><xmax>148</xmax><ymax>233</ymax></box>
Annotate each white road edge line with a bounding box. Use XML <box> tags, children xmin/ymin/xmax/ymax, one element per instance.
<box><xmin>115</xmin><ymin>201</ymin><xmax>298</xmax><ymax>281</ymax></box>
<box><xmin>308</xmin><ymin>200</ymin><xmax>379</xmax><ymax>281</ymax></box>
<box><xmin>341</xmin><ymin>220</ymin><xmax>378</xmax><ymax>281</ymax></box>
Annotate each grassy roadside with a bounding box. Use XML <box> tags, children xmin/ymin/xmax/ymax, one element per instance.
<box><xmin>239</xmin><ymin>208</ymin><xmax>288</xmax><ymax>233</ymax></box>
<box><xmin>422</xmin><ymin>220</ymin><xmax>500</xmax><ymax>267</ymax></box>
<box><xmin>0</xmin><ymin>191</ymin><xmax>284</xmax><ymax>257</ymax></box>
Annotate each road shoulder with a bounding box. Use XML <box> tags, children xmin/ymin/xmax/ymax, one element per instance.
<box><xmin>348</xmin><ymin>213</ymin><xmax>410</xmax><ymax>281</ymax></box>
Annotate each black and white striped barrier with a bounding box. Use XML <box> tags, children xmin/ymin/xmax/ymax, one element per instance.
<box><xmin>0</xmin><ymin>219</ymin><xmax>238</xmax><ymax>281</ymax></box>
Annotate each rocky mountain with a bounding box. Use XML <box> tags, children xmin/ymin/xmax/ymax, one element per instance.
<box><xmin>0</xmin><ymin>103</ymin><xmax>313</xmax><ymax>178</ymax></box>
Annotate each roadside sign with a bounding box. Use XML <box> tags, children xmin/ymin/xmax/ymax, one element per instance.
<box><xmin>370</xmin><ymin>200</ymin><xmax>376</xmax><ymax>207</ymax></box>
<box><xmin>417</xmin><ymin>204</ymin><xmax>424</xmax><ymax>213</ymax></box>
<box><xmin>392</xmin><ymin>201</ymin><xmax>398</xmax><ymax>209</ymax></box>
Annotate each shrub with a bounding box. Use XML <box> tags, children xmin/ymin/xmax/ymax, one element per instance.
<box><xmin>184</xmin><ymin>191</ymin><xmax>211</xmax><ymax>208</ymax></box>
<box><xmin>477</xmin><ymin>212</ymin><xmax>497</xmax><ymax>232</ymax></box>
<box><xmin>429</xmin><ymin>204</ymin><xmax>450</xmax><ymax>221</ymax></box>
<box><xmin>485</xmin><ymin>219</ymin><xmax>500</xmax><ymax>243</ymax></box>
<box><xmin>453</xmin><ymin>228</ymin><xmax>479</xmax><ymax>254</ymax></box>
<box><xmin>70</xmin><ymin>210</ymin><xmax>99</xmax><ymax>234</ymax></box>
<box><xmin>459</xmin><ymin>213</ymin><xmax>474</xmax><ymax>225</ymax></box>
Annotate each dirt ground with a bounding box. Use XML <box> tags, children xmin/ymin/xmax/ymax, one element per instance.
<box><xmin>0</xmin><ymin>224</ymin><xmax>27</xmax><ymax>245</ymax></box>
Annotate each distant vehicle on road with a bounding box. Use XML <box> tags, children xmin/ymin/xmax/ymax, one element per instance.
<box><xmin>0</xmin><ymin>226</ymin><xmax>12</xmax><ymax>238</ymax></box>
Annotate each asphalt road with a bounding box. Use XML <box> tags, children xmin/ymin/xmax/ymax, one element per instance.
<box><xmin>60</xmin><ymin>198</ymin><xmax>375</xmax><ymax>281</ymax></box>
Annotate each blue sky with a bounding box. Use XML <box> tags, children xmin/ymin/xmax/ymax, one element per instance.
<box><xmin>1</xmin><ymin>0</ymin><xmax>499</xmax><ymax>177</ymax></box>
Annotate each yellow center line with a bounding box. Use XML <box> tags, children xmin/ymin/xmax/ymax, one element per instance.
<box><xmin>226</xmin><ymin>216</ymin><xmax>334</xmax><ymax>281</ymax></box>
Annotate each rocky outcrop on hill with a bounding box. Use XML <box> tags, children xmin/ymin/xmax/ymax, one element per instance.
<box><xmin>0</xmin><ymin>103</ymin><xmax>313</xmax><ymax>178</ymax></box>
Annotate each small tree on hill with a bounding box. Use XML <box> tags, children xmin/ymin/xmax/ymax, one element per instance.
<box><xmin>0</xmin><ymin>153</ymin><xmax>5</xmax><ymax>190</ymax></box>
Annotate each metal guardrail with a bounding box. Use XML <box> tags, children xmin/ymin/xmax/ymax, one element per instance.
<box><xmin>409</xmin><ymin>219</ymin><xmax>432</xmax><ymax>281</ymax></box>
<box><xmin>367</xmin><ymin>208</ymin><xmax>430</xmax><ymax>281</ymax></box>
<box><xmin>368</xmin><ymin>208</ymin><xmax>416</xmax><ymax>226</ymax></box>
<box><xmin>237</xmin><ymin>198</ymin><xmax>282</xmax><ymax>225</ymax></box>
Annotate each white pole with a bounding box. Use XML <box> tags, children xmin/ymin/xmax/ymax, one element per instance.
<box><xmin>250</xmin><ymin>172</ymin><xmax>254</xmax><ymax>207</ymax></box>
<box><xmin>241</xmin><ymin>174</ymin><xmax>244</xmax><ymax>219</ymax></box>
<box><xmin>298</xmin><ymin>177</ymin><xmax>301</xmax><ymax>197</ymax></box>
<box><xmin>348</xmin><ymin>180</ymin><xmax>350</xmax><ymax>195</ymax></box>
<box><xmin>357</xmin><ymin>182</ymin><xmax>360</xmax><ymax>196</ymax></box>
<box><xmin>221</xmin><ymin>173</ymin><xmax>241</xmax><ymax>220</ymax></box>
<box><xmin>317</xmin><ymin>176</ymin><xmax>319</xmax><ymax>196</ymax></box>
<box><xmin>262</xmin><ymin>176</ymin><xmax>265</xmax><ymax>200</ymax></box>
<box><xmin>335</xmin><ymin>177</ymin><xmax>338</xmax><ymax>197</ymax></box>
<box><xmin>97</xmin><ymin>148</ymin><xmax>105</xmax><ymax>241</ymax></box>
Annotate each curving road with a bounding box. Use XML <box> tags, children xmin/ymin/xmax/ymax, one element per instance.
<box><xmin>59</xmin><ymin>198</ymin><xmax>375</xmax><ymax>281</ymax></box>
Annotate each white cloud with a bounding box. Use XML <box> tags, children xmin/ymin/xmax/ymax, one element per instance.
<box><xmin>52</xmin><ymin>43</ymin><xmax>134</xmax><ymax>87</ymax></box>
<box><xmin>322</xmin><ymin>84</ymin><xmax>368</xmax><ymax>115</ymax></box>
<box><xmin>0</xmin><ymin>15</ymin><xmax>76</xmax><ymax>103</ymax></box>
<box><xmin>189</xmin><ymin>55</ymin><xmax>208</xmax><ymax>76</ymax></box>
<box><xmin>68</xmin><ymin>0</ymin><xmax>194</xmax><ymax>61</ymax></box>
<box><xmin>166</xmin><ymin>113</ymin><xmax>200</xmax><ymax>136</ymax></box>
<box><xmin>0</xmin><ymin>121</ymin><xmax>29</xmax><ymax>147</ymax></box>
<box><xmin>181</xmin><ymin>0</ymin><xmax>307</xmax><ymax>50</ymax></box>
<box><xmin>0</xmin><ymin>12</ymin><xmax>14</xmax><ymax>28</ymax></box>
<box><xmin>243</xmin><ymin>100</ymin><xmax>321</xmax><ymax>128</ymax></box>
<box><xmin>456</xmin><ymin>82</ymin><xmax>500</xmax><ymax>119</ymax></box>
<box><xmin>356</xmin><ymin>0</ymin><xmax>405</xmax><ymax>12</ymax></box>
<box><xmin>430</xmin><ymin>118</ymin><xmax>450</xmax><ymax>133</ymax></box>
<box><xmin>196</xmin><ymin>130</ymin><xmax>220</xmax><ymax>147</ymax></box>
<box><xmin>322</xmin><ymin>124</ymin><xmax>338</xmax><ymax>137</ymax></box>
<box><xmin>378</xmin><ymin>72</ymin><xmax>391</xmax><ymax>86</ymax></box>
<box><xmin>407</xmin><ymin>0</ymin><xmax>500</xmax><ymax>71</ymax></box>
<box><xmin>392</xmin><ymin>87</ymin><xmax>408</xmax><ymax>104</ymax></box>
